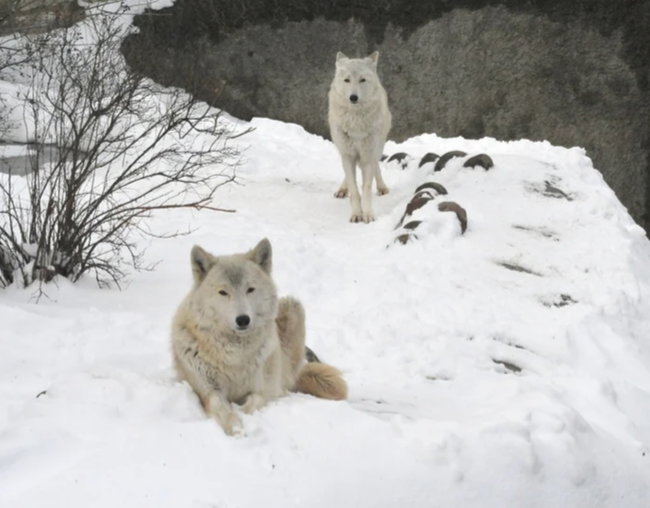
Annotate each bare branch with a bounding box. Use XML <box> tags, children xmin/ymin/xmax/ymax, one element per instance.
<box><xmin>0</xmin><ymin>3</ymin><xmax>251</xmax><ymax>290</ymax></box>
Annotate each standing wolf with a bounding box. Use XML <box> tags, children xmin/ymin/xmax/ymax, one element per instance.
<box><xmin>328</xmin><ymin>51</ymin><xmax>392</xmax><ymax>223</ymax></box>
<box><xmin>171</xmin><ymin>238</ymin><xmax>348</xmax><ymax>436</ymax></box>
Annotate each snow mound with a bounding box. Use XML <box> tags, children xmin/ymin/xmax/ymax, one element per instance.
<box><xmin>1</xmin><ymin>117</ymin><xmax>650</xmax><ymax>507</ymax></box>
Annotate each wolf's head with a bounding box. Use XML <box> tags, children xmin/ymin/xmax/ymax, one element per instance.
<box><xmin>188</xmin><ymin>238</ymin><xmax>279</xmax><ymax>336</ymax></box>
<box><xmin>331</xmin><ymin>51</ymin><xmax>381</xmax><ymax>106</ymax></box>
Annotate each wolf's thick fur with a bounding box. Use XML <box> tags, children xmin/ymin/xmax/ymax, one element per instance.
<box><xmin>328</xmin><ymin>51</ymin><xmax>392</xmax><ymax>223</ymax></box>
<box><xmin>171</xmin><ymin>238</ymin><xmax>347</xmax><ymax>436</ymax></box>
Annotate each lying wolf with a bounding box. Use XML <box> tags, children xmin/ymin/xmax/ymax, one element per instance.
<box><xmin>171</xmin><ymin>238</ymin><xmax>348</xmax><ymax>435</ymax></box>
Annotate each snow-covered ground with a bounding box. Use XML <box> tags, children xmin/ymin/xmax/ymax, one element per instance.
<box><xmin>1</xmin><ymin>1</ymin><xmax>650</xmax><ymax>504</ymax></box>
<box><xmin>1</xmin><ymin>114</ymin><xmax>650</xmax><ymax>507</ymax></box>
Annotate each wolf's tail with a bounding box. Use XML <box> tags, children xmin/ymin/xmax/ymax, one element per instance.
<box><xmin>294</xmin><ymin>361</ymin><xmax>348</xmax><ymax>401</ymax></box>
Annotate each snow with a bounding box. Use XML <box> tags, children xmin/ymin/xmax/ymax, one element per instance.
<box><xmin>1</xmin><ymin>115</ymin><xmax>650</xmax><ymax>507</ymax></box>
<box><xmin>0</xmin><ymin>81</ymin><xmax>33</xmax><ymax>143</ymax></box>
<box><xmin>0</xmin><ymin>144</ymin><xmax>30</xmax><ymax>158</ymax></box>
<box><xmin>1</xmin><ymin>4</ymin><xmax>650</xmax><ymax>506</ymax></box>
<box><xmin>0</xmin><ymin>0</ymin><xmax>177</xmax><ymax>145</ymax></box>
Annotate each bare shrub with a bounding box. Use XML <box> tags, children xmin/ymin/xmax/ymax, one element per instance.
<box><xmin>0</xmin><ymin>3</ymin><xmax>249</xmax><ymax>288</ymax></box>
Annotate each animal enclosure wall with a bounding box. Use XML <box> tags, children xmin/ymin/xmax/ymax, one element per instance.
<box><xmin>121</xmin><ymin>0</ymin><xmax>650</xmax><ymax>232</ymax></box>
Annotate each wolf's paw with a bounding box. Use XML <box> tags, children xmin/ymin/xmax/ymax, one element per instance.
<box><xmin>377</xmin><ymin>186</ymin><xmax>390</xmax><ymax>196</ymax></box>
<box><xmin>334</xmin><ymin>188</ymin><xmax>349</xmax><ymax>198</ymax></box>
<box><xmin>277</xmin><ymin>297</ymin><xmax>305</xmax><ymax>340</ymax></box>
<box><xmin>362</xmin><ymin>212</ymin><xmax>376</xmax><ymax>223</ymax></box>
<box><xmin>350</xmin><ymin>212</ymin><xmax>375</xmax><ymax>223</ymax></box>
<box><xmin>220</xmin><ymin>411</ymin><xmax>244</xmax><ymax>437</ymax></box>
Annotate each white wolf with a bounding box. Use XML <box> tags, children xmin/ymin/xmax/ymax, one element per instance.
<box><xmin>328</xmin><ymin>51</ymin><xmax>392</xmax><ymax>223</ymax></box>
<box><xmin>171</xmin><ymin>238</ymin><xmax>348</xmax><ymax>436</ymax></box>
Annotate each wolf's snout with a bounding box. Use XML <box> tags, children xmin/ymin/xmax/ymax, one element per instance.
<box><xmin>235</xmin><ymin>314</ymin><xmax>251</xmax><ymax>329</ymax></box>
<box><xmin>349</xmin><ymin>94</ymin><xmax>358</xmax><ymax>104</ymax></box>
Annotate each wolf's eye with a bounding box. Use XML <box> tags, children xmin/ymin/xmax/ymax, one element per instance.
<box><xmin>344</xmin><ymin>78</ymin><xmax>350</xmax><ymax>83</ymax></box>
<box><xmin>218</xmin><ymin>290</ymin><xmax>228</xmax><ymax>296</ymax></box>
<box><xmin>247</xmin><ymin>287</ymin><xmax>255</xmax><ymax>294</ymax></box>
<box><xmin>360</xmin><ymin>78</ymin><xmax>366</xmax><ymax>83</ymax></box>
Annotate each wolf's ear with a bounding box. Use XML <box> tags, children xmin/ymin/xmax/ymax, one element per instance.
<box><xmin>336</xmin><ymin>51</ymin><xmax>348</xmax><ymax>62</ymax></box>
<box><xmin>367</xmin><ymin>51</ymin><xmax>379</xmax><ymax>68</ymax></box>
<box><xmin>248</xmin><ymin>238</ymin><xmax>272</xmax><ymax>275</ymax></box>
<box><xmin>191</xmin><ymin>245</ymin><xmax>214</xmax><ymax>284</ymax></box>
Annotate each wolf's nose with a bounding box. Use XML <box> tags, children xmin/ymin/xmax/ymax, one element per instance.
<box><xmin>349</xmin><ymin>94</ymin><xmax>358</xmax><ymax>103</ymax></box>
<box><xmin>236</xmin><ymin>314</ymin><xmax>250</xmax><ymax>328</ymax></box>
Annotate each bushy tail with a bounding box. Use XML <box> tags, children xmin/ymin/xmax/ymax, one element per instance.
<box><xmin>294</xmin><ymin>362</ymin><xmax>348</xmax><ymax>401</ymax></box>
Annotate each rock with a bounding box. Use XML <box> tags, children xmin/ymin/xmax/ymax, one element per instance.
<box><xmin>541</xmin><ymin>294</ymin><xmax>577</xmax><ymax>307</ymax></box>
<box><xmin>414</xmin><ymin>181</ymin><xmax>448</xmax><ymax>195</ymax></box>
<box><xmin>437</xmin><ymin>200</ymin><xmax>468</xmax><ymax>234</ymax></box>
<box><xmin>554</xmin><ymin>294</ymin><xmax>576</xmax><ymax>307</ymax></box>
<box><xmin>497</xmin><ymin>261</ymin><xmax>542</xmax><ymax>276</ymax></box>
<box><xmin>526</xmin><ymin>180</ymin><xmax>573</xmax><ymax>200</ymax></box>
<box><xmin>406</xmin><ymin>195</ymin><xmax>433</xmax><ymax>215</ymax></box>
<box><xmin>512</xmin><ymin>224</ymin><xmax>559</xmax><ymax>240</ymax></box>
<box><xmin>463</xmin><ymin>153</ymin><xmax>494</xmax><ymax>170</ymax></box>
<box><xmin>434</xmin><ymin>150</ymin><xmax>467</xmax><ymax>172</ymax></box>
<box><xmin>492</xmin><ymin>359</ymin><xmax>522</xmax><ymax>373</ymax></box>
<box><xmin>387</xmin><ymin>152</ymin><xmax>409</xmax><ymax>163</ymax></box>
<box><xmin>403</xmin><ymin>220</ymin><xmax>422</xmax><ymax>230</ymax></box>
<box><xmin>396</xmin><ymin>195</ymin><xmax>434</xmax><ymax>228</ymax></box>
<box><xmin>386</xmin><ymin>152</ymin><xmax>411</xmax><ymax>169</ymax></box>
<box><xmin>542</xmin><ymin>181</ymin><xmax>572</xmax><ymax>200</ymax></box>
<box><xmin>418</xmin><ymin>152</ymin><xmax>439</xmax><ymax>167</ymax></box>
<box><xmin>395</xmin><ymin>233</ymin><xmax>416</xmax><ymax>244</ymax></box>
<box><xmin>412</xmin><ymin>190</ymin><xmax>434</xmax><ymax>201</ymax></box>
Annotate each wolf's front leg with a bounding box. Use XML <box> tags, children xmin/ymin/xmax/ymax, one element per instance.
<box><xmin>359</xmin><ymin>162</ymin><xmax>375</xmax><ymax>223</ymax></box>
<box><xmin>174</xmin><ymin>341</ymin><xmax>243</xmax><ymax>436</ymax></box>
<box><xmin>240</xmin><ymin>354</ymin><xmax>274</xmax><ymax>415</ymax></box>
<box><xmin>348</xmin><ymin>184</ymin><xmax>364</xmax><ymax>222</ymax></box>
<box><xmin>205</xmin><ymin>392</ymin><xmax>243</xmax><ymax>436</ymax></box>
<box><xmin>339</xmin><ymin>155</ymin><xmax>363</xmax><ymax>221</ymax></box>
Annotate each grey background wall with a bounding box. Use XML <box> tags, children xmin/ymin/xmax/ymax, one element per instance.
<box><xmin>121</xmin><ymin>0</ymin><xmax>650</xmax><ymax>232</ymax></box>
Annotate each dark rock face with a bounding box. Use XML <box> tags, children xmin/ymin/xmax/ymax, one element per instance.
<box><xmin>122</xmin><ymin>0</ymin><xmax>650</xmax><ymax>231</ymax></box>
<box><xmin>0</xmin><ymin>0</ymin><xmax>85</xmax><ymax>36</ymax></box>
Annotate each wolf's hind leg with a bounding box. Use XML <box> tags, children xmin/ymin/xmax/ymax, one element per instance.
<box><xmin>337</xmin><ymin>154</ymin><xmax>362</xmax><ymax>221</ymax></box>
<box><xmin>239</xmin><ymin>392</ymin><xmax>265</xmax><ymax>414</ymax></box>
<box><xmin>374</xmin><ymin>160</ymin><xmax>389</xmax><ymax>196</ymax></box>
<box><xmin>276</xmin><ymin>296</ymin><xmax>306</xmax><ymax>379</ymax></box>
<box><xmin>359</xmin><ymin>162</ymin><xmax>375</xmax><ymax>223</ymax></box>
<box><xmin>334</xmin><ymin>175</ymin><xmax>349</xmax><ymax>198</ymax></box>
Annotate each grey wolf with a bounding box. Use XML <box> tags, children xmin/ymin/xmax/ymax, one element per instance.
<box><xmin>171</xmin><ymin>238</ymin><xmax>348</xmax><ymax>436</ymax></box>
<box><xmin>328</xmin><ymin>51</ymin><xmax>392</xmax><ymax>223</ymax></box>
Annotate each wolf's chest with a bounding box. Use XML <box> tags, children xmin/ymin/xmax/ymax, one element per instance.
<box><xmin>336</xmin><ymin>108</ymin><xmax>384</xmax><ymax>144</ymax></box>
<box><xmin>201</xmin><ymin>336</ymin><xmax>272</xmax><ymax>399</ymax></box>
